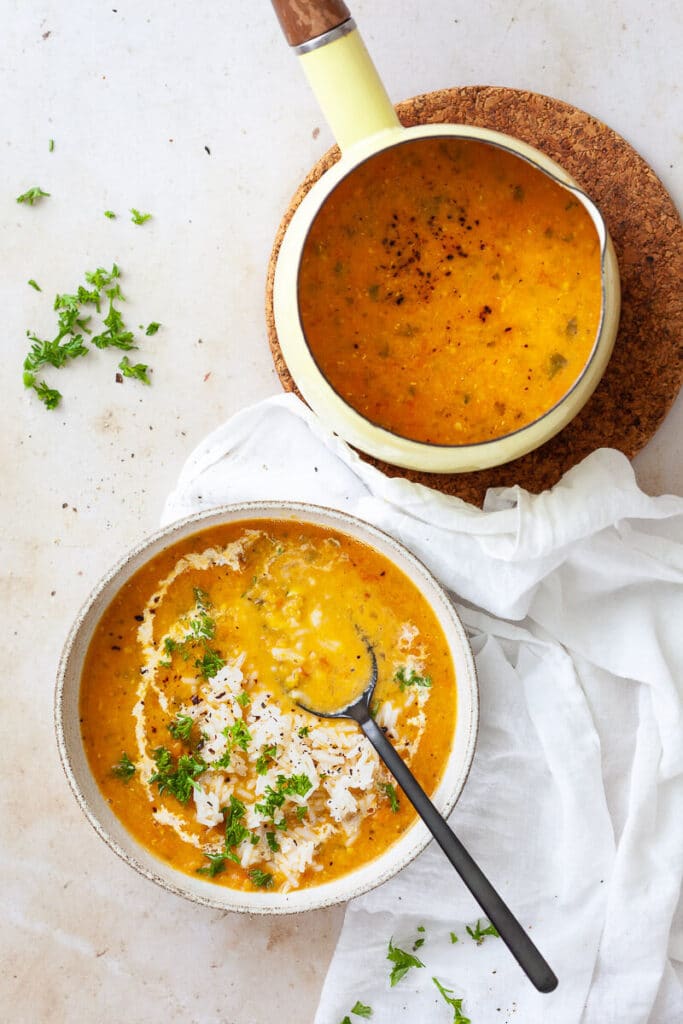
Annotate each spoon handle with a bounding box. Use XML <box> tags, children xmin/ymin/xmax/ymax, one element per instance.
<box><xmin>359</xmin><ymin>714</ymin><xmax>558</xmax><ymax>994</ymax></box>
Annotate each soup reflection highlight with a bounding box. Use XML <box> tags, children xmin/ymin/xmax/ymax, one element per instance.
<box><xmin>298</xmin><ymin>137</ymin><xmax>603</xmax><ymax>445</ymax></box>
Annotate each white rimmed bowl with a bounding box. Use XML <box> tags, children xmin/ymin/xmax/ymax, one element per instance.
<box><xmin>55</xmin><ymin>502</ymin><xmax>479</xmax><ymax>913</ymax></box>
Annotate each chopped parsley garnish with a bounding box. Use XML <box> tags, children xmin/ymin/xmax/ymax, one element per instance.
<box><xmin>28</xmin><ymin>279</ymin><xmax>41</xmax><ymax>292</ymax></box>
<box><xmin>450</xmin><ymin>931</ymin><xmax>459</xmax><ymax>944</ymax></box>
<box><xmin>149</xmin><ymin>746</ymin><xmax>205</xmax><ymax>804</ymax></box>
<box><xmin>297</xmin><ymin>725</ymin><xmax>310</xmax><ymax>738</ymax></box>
<box><xmin>193</xmin><ymin>586</ymin><xmax>211</xmax><ymax>607</ymax></box>
<box><xmin>255</xmin><ymin>744</ymin><xmax>277</xmax><ymax>775</ymax></box>
<box><xmin>112</xmin><ymin>752</ymin><xmax>136</xmax><ymax>782</ymax></box>
<box><xmin>249</xmin><ymin>868</ymin><xmax>274</xmax><ymax>889</ymax></box>
<box><xmin>145</xmin><ymin>321</ymin><xmax>161</xmax><ymax>335</ymax></box>
<box><xmin>16</xmin><ymin>186</ymin><xmax>50</xmax><ymax>205</ymax></box>
<box><xmin>49</xmin><ymin>139</ymin><xmax>54</xmax><ymax>152</ymax></box>
<box><xmin>387</xmin><ymin>937</ymin><xmax>425</xmax><ymax>987</ymax></box>
<box><xmin>195</xmin><ymin>648</ymin><xmax>226</xmax><ymax>679</ymax></box>
<box><xmin>394</xmin><ymin>667</ymin><xmax>432</xmax><ymax>691</ymax></box>
<box><xmin>235</xmin><ymin>691</ymin><xmax>251</xmax><ymax>708</ymax></box>
<box><xmin>223</xmin><ymin>794</ymin><xmax>250</xmax><ymax>851</ymax></box>
<box><xmin>104</xmin><ymin>210</ymin><xmax>116</xmax><ymax>219</ymax></box>
<box><xmin>295</xmin><ymin>805</ymin><xmax>307</xmax><ymax>821</ymax></box>
<box><xmin>466</xmin><ymin>919</ymin><xmax>499</xmax><ymax>944</ymax></box>
<box><xmin>223</xmin><ymin>720</ymin><xmax>252</xmax><ymax>752</ymax></box>
<box><xmin>382</xmin><ymin>782</ymin><xmax>400</xmax><ymax>813</ymax></box>
<box><xmin>254</xmin><ymin>773</ymin><xmax>311</xmax><ymax>823</ymax></box>
<box><xmin>413</xmin><ymin>937</ymin><xmax>425</xmax><ymax>950</ymax></box>
<box><xmin>189</xmin><ymin>611</ymin><xmax>215</xmax><ymax>641</ymax></box>
<box><xmin>432</xmin><ymin>978</ymin><xmax>471</xmax><ymax>1023</ymax></box>
<box><xmin>196</xmin><ymin>852</ymin><xmax>229</xmax><ymax>877</ymax></box>
<box><xmin>351</xmin><ymin>1002</ymin><xmax>372</xmax><ymax>1018</ymax></box>
<box><xmin>130</xmin><ymin>207</ymin><xmax>152</xmax><ymax>225</ymax></box>
<box><xmin>266</xmin><ymin>831</ymin><xmax>280</xmax><ymax>852</ymax></box>
<box><xmin>118</xmin><ymin>355</ymin><xmax>151</xmax><ymax>384</ymax></box>
<box><xmin>168</xmin><ymin>714</ymin><xmax>194</xmax><ymax>741</ymax></box>
<box><xmin>24</xmin><ymin>332</ymin><xmax>88</xmax><ymax>372</ymax></box>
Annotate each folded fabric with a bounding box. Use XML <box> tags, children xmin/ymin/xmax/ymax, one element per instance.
<box><xmin>162</xmin><ymin>394</ymin><xmax>683</xmax><ymax>1024</ymax></box>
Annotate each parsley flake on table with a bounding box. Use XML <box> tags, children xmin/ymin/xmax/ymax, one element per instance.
<box><xmin>112</xmin><ymin>752</ymin><xmax>136</xmax><ymax>782</ymax></box>
<box><xmin>450</xmin><ymin>931</ymin><xmax>459</xmax><ymax>944</ymax></box>
<box><xmin>387</xmin><ymin>937</ymin><xmax>425</xmax><ymax>986</ymax></box>
<box><xmin>145</xmin><ymin>321</ymin><xmax>161</xmax><ymax>335</ymax></box>
<box><xmin>31</xmin><ymin>380</ymin><xmax>61</xmax><ymax>409</ymax></box>
<box><xmin>16</xmin><ymin>186</ymin><xmax>50</xmax><ymax>205</ymax></box>
<box><xmin>49</xmin><ymin>139</ymin><xmax>54</xmax><ymax>152</ymax></box>
<box><xmin>118</xmin><ymin>356</ymin><xmax>150</xmax><ymax>384</ymax></box>
<box><xmin>27</xmin><ymin>279</ymin><xmax>41</xmax><ymax>292</ymax></box>
<box><xmin>104</xmin><ymin>210</ymin><xmax>116</xmax><ymax>219</ymax></box>
<box><xmin>350</xmin><ymin>1000</ymin><xmax>372</xmax><ymax>1017</ymax></box>
<box><xmin>432</xmin><ymin>978</ymin><xmax>471</xmax><ymax>1023</ymax></box>
<box><xmin>130</xmin><ymin>207</ymin><xmax>152</xmax><ymax>225</ymax></box>
<box><xmin>381</xmin><ymin>781</ymin><xmax>400</xmax><ymax>813</ymax></box>
<box><xmin>466</xmin><ymin>919</ymin><xmax>499</xmax><ymax>944</ymax></box>
<box><xmin>394</xmin><ymin>667</ymin><xmax>432</xmax><ymax>691</ymax></box>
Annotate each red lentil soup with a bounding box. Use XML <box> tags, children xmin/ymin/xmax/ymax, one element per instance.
<box><xmin>298</xmin><ymin>137</ymin><xmax>603</xmax><ymax>445</ymax></box>
<box><xmin>80</xmin><ymin>520</ymin><xmax>456</xmax><ymax>893</ymax></box>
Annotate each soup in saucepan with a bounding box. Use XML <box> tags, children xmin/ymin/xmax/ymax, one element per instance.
<box><xmin>80</xmin><ymin>521</ymin><xmax>456</xmax><ymax>893</ymax></box>
<box><xmin>298</xmin><ymin>137</ymin><xmax>603</xmax><ymax>445</ymax></box>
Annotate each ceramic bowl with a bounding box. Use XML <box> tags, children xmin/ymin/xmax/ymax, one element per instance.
<box><xmin>55</xmin><ymin>501</ymin><xmax>479</xmax><ymax>913</ymax></box>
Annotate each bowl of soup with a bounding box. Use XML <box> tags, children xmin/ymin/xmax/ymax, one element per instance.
<box><xmin>56</xmin><ymin>503</ymin><xmax>478</xmax><ymax>912</ymax></box>
<box><xmin>269</xmin><ymin>4</ymin><xmax>621</xmax><ymax>471</ymax></box>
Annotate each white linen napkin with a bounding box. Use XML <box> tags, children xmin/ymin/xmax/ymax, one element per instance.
<box><xmin>162</xmin><ymin>394</ymin><xmax>683</xmax><ymax>1024</ymax></box>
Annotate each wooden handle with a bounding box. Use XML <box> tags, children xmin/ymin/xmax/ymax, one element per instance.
<box><xmin>271</xmin><ymin>0</ymin><xmax>351</xmax><ymax>48</ymax></box>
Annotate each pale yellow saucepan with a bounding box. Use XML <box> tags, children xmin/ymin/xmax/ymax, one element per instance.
<box><xmin>270</xmin><ymin>0</ymin><xmax>621</xmax><ymax>473</ymax></box>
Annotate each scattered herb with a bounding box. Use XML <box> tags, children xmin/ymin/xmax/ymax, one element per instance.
<box><xmin>31</xmin><ymin>380</ymin><xmax>61</xmax><ymax>409</ymax></box>
<box><xmin>297</xmin><ymin>725</ymin><xmax>310</xmax><ymax>738</ymax></box>
<box><xmin>130</xmin><ymin>207</ymin><xmax>152</xmax><ymax>225</ymax></box>
<box><xmin>255</xmin><ymin>744</ymin><xmax>277</xmax><ymax>775</ymax></box>
<box><xmin>193</xmin><ymin>586</ymin><xmax>211</xmax><ymax>608</ymax></box>
<box><xmin>413</xmin><ymin>938</ymin><xmax>425</xmax><ymax>950</ymax></box>
<box><xmin>189</xmin><ymin>611</ymin><xmax>215</xmax><ymax>641</ymax></box>
<box><xmin>118</xmin><ymin>355</ymin><xmax>150</xmax><ymax>384</ymax></box>
<box><xmin>145</xmin><ymin>321</ymin><xmax>161</xmax><ymax>335</ymax></box>
<box><xmin>295</xmin><ymin>805</ymin><xmax>308</xmax><ymax>821</ymax></box>
<box><xmin>255</xmin><ymin>773</ymin><xmax>312</xmax><ymax>822</ymax></box>
<box><xmin>196</xmin><ymin>852</ymin><xmax>229</xmax><ymax>877</ymax></box>
<box><xmin>351</xmin><ymin>1002</ymin><xmax>372</xmax><ymax>1018</ymax></box>
<box><xmin>466</xmin><ymin>919</ymin><xmax>499</xmax><ymax>945</ymax></box>
<box><xmin>223</xmin><ymin>794</ymin><xmax>250</xmax><ymax>851</ymax></box>
<box><xmin>27</xmin><ymin>279</ymin><xmax>41</xmax><ymax>292</ymax></box>
<box><xmin>16</xmin><ymin>186</ymin><xmax>50</xmax><ymax>205</ymax></box>
<box><xmin>49</xmin><ymin>139</ymin><xmax>54</xmax><ymax>152</ymax></box>
<box><xmin>382</xmin><ymin>782</ymin><xmax>400</xmax><ymax>813</ymax></box>
<box><xmin>235</xmin><ymin>691</ymin><xmax>251</xmax><ymax>708</ymax></box>
<box><xmin>104</xmin><ymin>210</ymin><xmax>116</xmax><ymax>219</ymax></box>
<box><xmin>249</xmin><ymin>868</ymin><xmax>274</xmax><ymax>889</ymax></box>
<box><xmin>223</xmin><ymin>720</ymin><xmax>252</xmax><ymax>752</ymax></box>
<box><xmin>395</xmin><ymin>667</ymin><xmax>432</xmax><ymax>691</ymax></box>
<box><xmin>417</xmin><ymin>925</ymin><xmax>425</xmax><ymax>932</ymax></box>
<box><xmin>149</xmin><ymin>746</ymin><xmax>205</xmax><ymax>804</ymax></box>
<box><xmin>450</xmin><ymin>932</ymin><xmax>459</xmax><ymax>944</ymax></box>
<box><xmin>112</xmin><ymin>752</ymin><xmax>136</xmax><ymax>782</ymax></box>
<box><xmin>266</xmin><ymin>831</ymin><xmax>280</xmax><ymax>852</ymax></box>
<box><xmin>195</xmin><ymin>648</ymin><xmax>226</xmax><ymax>679</ymax></box>
<box><xmin>432</xmin><ymin>978</ymin><xmax>471</xmax><ymax>1023</ymax></box>
<box><xmin>387</xmin><ymin>937</ymin><xmax>425</xmax><ymax>987</ymax></box>
<box><xmin>168</xmin><ymin>714</ymin><xmax>194</xmax><ymax>741</ymax></box>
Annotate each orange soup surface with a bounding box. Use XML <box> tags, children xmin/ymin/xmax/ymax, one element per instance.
<box><xmin>298</xmin><ymin>137</ymin><xmax>603</xmax><ymax>444</ymax></box>
<box><xmin>80</xmin><ymin>521</ymin><xmax>456</xmax><ymax>893</ymax></box>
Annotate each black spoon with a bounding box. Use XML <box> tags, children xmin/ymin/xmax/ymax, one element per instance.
<box><xmin>295</xmin><ymin>647</ymin><xmax>558</xmax><ymax>994</ymax></box>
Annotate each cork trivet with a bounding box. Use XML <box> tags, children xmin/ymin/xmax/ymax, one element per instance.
<box><xmin>266</xmin><ymin>86</ymin><xmax>683</xmax><ymax>506</ymax></box>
